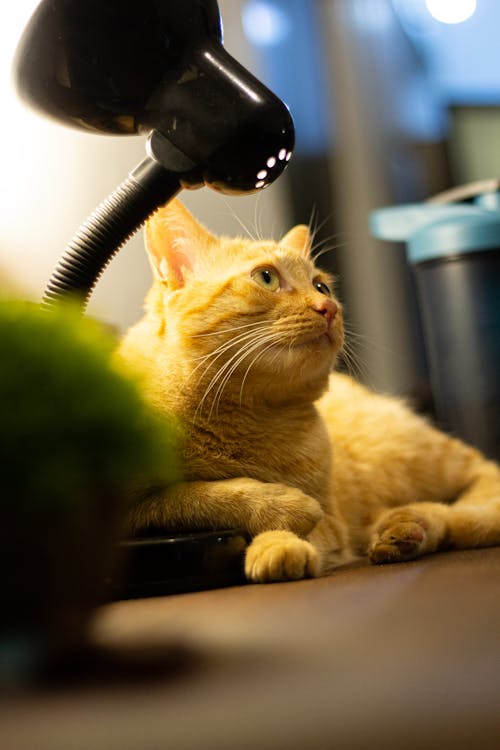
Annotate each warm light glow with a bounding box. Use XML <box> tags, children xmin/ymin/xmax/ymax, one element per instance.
<box><xmin>0</xmin><ymin>1</ymin><xmax>57</xmax><ymax>263</ymax></box>
<box><xmin>425</xmin><ymin>0</ymin><xmax>477</xmax><ymax>24</ymax></box>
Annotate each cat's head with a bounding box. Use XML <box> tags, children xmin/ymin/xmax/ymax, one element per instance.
<box><xmin>144</xmin><ymin>200</ymin><xmax>343</xmax><ymax>401</ymax></box>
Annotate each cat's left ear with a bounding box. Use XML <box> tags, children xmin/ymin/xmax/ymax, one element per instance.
<box><xmin>280</xmin><ymin>225</ymin><xmax>312</xmax><ymax>258</ymax></box>
<box><xmin>145</xmin><ymin>199</ymin><xmax>215</xmax><ymax>288</ymax></box>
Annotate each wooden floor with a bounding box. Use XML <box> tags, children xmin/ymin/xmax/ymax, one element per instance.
<box><xmin>1</xmin><ymin>547</ymin><xmax>499</xmax><ymax>750</ymax></box>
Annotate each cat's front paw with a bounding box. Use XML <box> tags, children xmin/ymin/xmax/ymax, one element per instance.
<box><xmin>369</xmin><ymin>509</ymin><xmax>429</xmax><ymax>564</ymax></box>
<box><xmin>245</xmin><ymin>530</ymin><xmax>320</xmax><ymax>583</ymax></box>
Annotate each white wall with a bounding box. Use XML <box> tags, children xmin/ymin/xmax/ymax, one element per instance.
<box><xmin>0</xmin><ymin>0</ymin><xmax>290</xmax><ymax>330</ymax></box>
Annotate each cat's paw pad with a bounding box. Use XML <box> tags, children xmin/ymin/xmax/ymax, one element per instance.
<box><xmin>369</xmin><ymin>511</ymin><xmax>428</xmax><ymax>564</ymax></box>
<box><xmin>245</xmin><ymin>530</ymin><xmax>320</xmax><ymax>583</ymax></box>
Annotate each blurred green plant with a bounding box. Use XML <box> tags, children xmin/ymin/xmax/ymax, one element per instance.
<box><xmin>0</xmin><ymin>299</ymin><xmax>179</xmax><ymax>510</ymax></box>
<box><xmin>0</xmin><ymin>298</ymin><xmax>180</xmax><ymax>681</ymax></box>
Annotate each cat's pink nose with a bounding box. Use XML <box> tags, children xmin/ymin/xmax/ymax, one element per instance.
<box><xmin>312</xmin><ymin>298</ymin><xmax>338</xmax><ymax>325</ymax></box>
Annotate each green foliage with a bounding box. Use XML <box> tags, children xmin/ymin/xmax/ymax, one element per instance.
<box><xmin>0</xmin><ymin>299</ymin><xmax>180</xmax><ymax>516</ymax></box>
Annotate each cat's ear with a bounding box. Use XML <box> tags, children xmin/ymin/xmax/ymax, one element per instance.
<box><xmin>280</xmin><ymin>225</ymin><xmax>312</xmax><ymax>258</ymax></box>
<box><xmin>145</xmin><ymin>199</ymin><xmax>215</xmax><ymax>288</ymax></box>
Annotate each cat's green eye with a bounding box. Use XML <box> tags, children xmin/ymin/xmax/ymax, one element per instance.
<box><xmin>251</xmin><ymin>267</ymin><xmax>281</xmax><ymax>292</ymax></box>
<box><xmin>314</xmin><ymin>279</ymin><xmax>332</xmax><ymax>296</ymax></box>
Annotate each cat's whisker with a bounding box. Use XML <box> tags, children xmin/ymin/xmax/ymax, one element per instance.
<box><xmin>308</xmin><ymin>208</ymin><xmax>334</xmax><ymax>253</ymax></box>
<box><xmin>340</xmin><ymin>341</ymin><xmax>374</xmax><ymax>371</ymax></box>
<box><xmin>311</xmin><ymin>239</ymin><xmax>347</xmax><ymax>268</ymax></box>
<box><xmin>195</xmin><ymin>329</ymin><xmax>277</xmax><ymax>418</ymax></box>
<box><xmin>308</xmin><ymin>204</ymin><xmax>318</xmax><ymax>234</ymax></box>
<box><xmin>210</xmin><ymin>344</ymin><xmax>260</xmax><ymax>418</ymax></box>
<box><xmin>307</xmin><ymin>210</ymin><xmax>337</xmax><ymax>247</ymax></box>
<box><xmin>253</xmin><ymin>195</ymin><xmax>265</xmax><ymax>243</ymax></box>
<box><xmin>189</xmin><ymin>324</ymin><xmax>273</xmax><ymax>365</ymax></box>
<box><xmin>238</xmin><ymin>336</ymin><xmax>286</xmax><ymax>406</ymax></box>
<box><xmin>236</xmin><ymin>333</ymin><xmax>283</xmax><ymax>405</ymax></box>
<box><xmin>212</xmin><ymin>314</ymin><xmax>332</xmax><ymax>416</ymax></box>
<box><xmin>340</xmin><ymin>341</ymin><xmax>371</xmax><ymax>383</ymax></box>
<box><xmin>208</xmin><ymin>331</ymin><xmax>281</xmax><ymax>416</ymax></box>
<box><xmin>194</xmin><ymin>349</ymin><xmax>256</xmax><ymax>401</ymax></box>
<box><xmin>212</xmin><ymin>332</ymin><xmax>282</xmax><ymax>417</ymax></box>
<box><xmin>311</xmin><ymin>243</ymin><xmax>341</xmax><ymax>264</ymax></box>
<box><xmin>205</xmin><ymin>328</ymin><xmax>284</xmax><ymax>418</ymax></box>
<box><xmin>190</xmin><ymin>319</ymin><xmax>270</xmax><ymax>339</ymax></box>
<box><xmin>188</xmin><ymin>333</ymin><xmax>261</xmax><ymax>371</ymax></box>
<box><xmin>343</xmin><ymin>324</ymin><xmax>399</xmax><ymax>358</ymax></box>
<box><xmin>309</xmin><ymin>228</ymin><xmax>342</xmax><ymax>252</ymax></box>
<box><xmin>219</xmin><ymin>197</ymin><xmax>257</xmax><ymax>241</ymax></box>
<box><xmin>189</xmin><ymin>325</ymin><xmax>273</xmax><ymax>375</ymax></box>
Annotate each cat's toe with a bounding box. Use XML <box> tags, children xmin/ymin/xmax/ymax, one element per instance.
<box><xmin>369</xmin><ymin>515</ymin><xmax>427</xmax><ymax>564</ymax></box>
<box><xmin>245</xmin><ymin>530</ymin><xmax>320</xmax><ymax>583</ymax></box>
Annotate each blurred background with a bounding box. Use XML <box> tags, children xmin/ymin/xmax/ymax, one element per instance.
<box><xmin>1</xmin><ymin>0</ymin><xmax>499</xmax><ymax>396</ymax></box>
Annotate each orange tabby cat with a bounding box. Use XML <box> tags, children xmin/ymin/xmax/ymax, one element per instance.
<box><xmin>118</xmin><ymin>199</ymin><xmax>500</xmax><ymax>582</ymax></box>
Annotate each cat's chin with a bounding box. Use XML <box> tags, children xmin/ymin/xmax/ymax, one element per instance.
<box><xmin>293</xmin><ymin>330</ymin><xmax>343</xmax><ymax>357</ymax></box>
<box><xmin>279</xmin><ymin>335</ymin><xmax>340</xmax><ymax>382</ymax></box>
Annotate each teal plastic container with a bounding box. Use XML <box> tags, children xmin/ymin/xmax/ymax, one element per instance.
<box><xmin>371</xmin><ymin>195</ymin><xmax>500</xmax><ymax>460</ymax></box>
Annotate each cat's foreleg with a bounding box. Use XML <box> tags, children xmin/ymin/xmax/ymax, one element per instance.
<box><xmin>368</xmin><ymin>504</ymin><xmax>448</xmax><ymax>563</ymax></box>
<box><xmin>369</xmin><ymin>446</ymin><xmax>500</xmax><ymax>564</ymax></box>
<box><xmin>127</xmin><ymin>477</ymin><xmax>323</xmax><ymax>538</ymax></box>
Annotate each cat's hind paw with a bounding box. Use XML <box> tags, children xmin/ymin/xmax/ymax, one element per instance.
<box><xmin>368</xmin><ymin>510</ymin><xmax>429</xmax><ymax>564</ymax></box>
<box><xmin>245</xmin><ymin>530</ymin><xmax>320</xmax><ymax>583</ymax></box>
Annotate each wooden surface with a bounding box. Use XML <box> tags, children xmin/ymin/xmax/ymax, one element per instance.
<box><xmin>1</xmin><ymin>547</ymin><xmax>499</xmax><ymax>750</ymax></box>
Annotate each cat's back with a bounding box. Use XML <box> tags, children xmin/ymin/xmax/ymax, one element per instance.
<box><xmin>317</xmin><ymin>372</ymin><xmax>422</xmax><ymax>459</ymax></box>
<box><xmin>317</xmin><ymin>372</ymin><xmax>448</xmax><ymax>547</ymax></box>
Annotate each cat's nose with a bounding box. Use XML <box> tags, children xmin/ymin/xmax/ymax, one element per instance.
<box><xmin>312</xmin><ymin>298</ymin><xmax>338</xmax><ymax>325</ymax></box>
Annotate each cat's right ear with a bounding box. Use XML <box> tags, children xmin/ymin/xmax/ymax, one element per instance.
<box><xmin>281</xmin><ymin>224</ymin><xmax>312</xmax><ymax>258</ymax></box>
<box><xmin>145</xmin><ymin>199</ymin><xmax>215</xmax><ymax>289</ymax></box>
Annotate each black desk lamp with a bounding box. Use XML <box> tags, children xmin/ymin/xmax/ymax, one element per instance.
<box><xmin>14</xmin><ymin>0</ymin><xmax>294</xmax><ymax>311</ymax></box>
<box><xmin>13</xmin><ymin>0</ymin><xmax>294</xmax><ymax>596</ymax></box>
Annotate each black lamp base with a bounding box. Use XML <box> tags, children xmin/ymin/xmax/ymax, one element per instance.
<box><xmin>109</xmin><ymin>530</ymin><xmax>250</xmax><ymax>600</ymax></box>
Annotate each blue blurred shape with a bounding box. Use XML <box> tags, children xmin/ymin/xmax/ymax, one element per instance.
<box><xmin>242</xmin><ymin>1</ymin><xmax>291</xmax><ymax>47</ymax></box>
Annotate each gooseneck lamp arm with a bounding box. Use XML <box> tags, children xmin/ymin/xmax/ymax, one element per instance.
<box><xmin>42</xmin><ymin>140</ymin><xmax>182</xmax><ymax>310</ymax></box>
<box><xmin>13</xmin><ymin>0</ymin><xmax>295</xmax><ymax>311</ymax></box>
